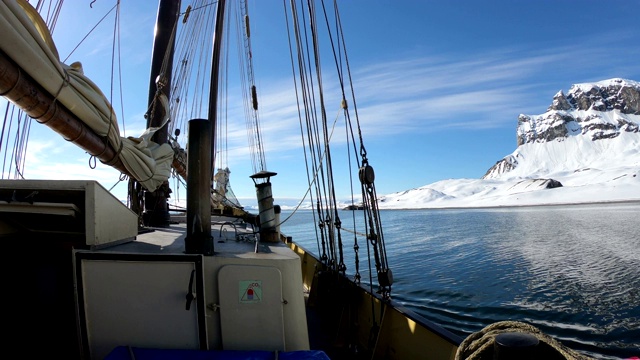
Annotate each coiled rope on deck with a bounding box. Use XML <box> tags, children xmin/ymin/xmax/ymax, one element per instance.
<box><xmin>455</xmin><ymin>321</ymin><xmax>593</xmax><ymax>360</ymax></box>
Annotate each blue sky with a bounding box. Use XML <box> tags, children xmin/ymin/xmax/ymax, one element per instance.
<box><xmin>7</xmin><ymin>0</ymin><xmax>640</xmax><ymax>206</ymax></box>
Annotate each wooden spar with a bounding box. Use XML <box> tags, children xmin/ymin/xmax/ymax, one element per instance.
<box><xmin>172</xmin><ymin>149</ymin><xmax>187</xmax><ymax>180</ymax></box>
<box><xmin>0</xmin><ymin>49</ymin><xmax>132</xmax><ymax>177</ymax></box>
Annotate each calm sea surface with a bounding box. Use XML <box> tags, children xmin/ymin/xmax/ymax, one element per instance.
<box><xmin>279</xmin><ymin>203</ymin><xmax>640</xmax><ymax>359</ymax></box>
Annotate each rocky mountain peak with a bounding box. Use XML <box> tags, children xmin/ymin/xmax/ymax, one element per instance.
<box><xmin>517</xmin><ymin>78</ymin><xmax>640</xmax><ymax>146</ymax></box>
<box><xmin>483</xmin><ymin>78</ymin><xmax>640</xmax><ymax>180</ymax></box>
<box><xmin>548</xmin><ymin>90</ymin><xmax>571</xmax><ymax>111</ymax></box>
<box><xmin>563</xmin><ymin>78</ymin><xmax>640</xmax><ymax>114</ymax></box>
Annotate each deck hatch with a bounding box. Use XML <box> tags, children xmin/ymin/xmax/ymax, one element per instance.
<box><xmin>218</xmin><ymin>264</ymin><xmax>285</xmax><ymax>351</ymax></box>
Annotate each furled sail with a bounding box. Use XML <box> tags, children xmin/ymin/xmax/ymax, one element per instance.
<box><xmin>213</xmin><ymin>167</ymin><xmax>242</xmax><ymax>209</ymax></box>
<box><xmin>0</xmin><ymin>0</ymin><xmax>173</xmax><ymax>192</ymax></box>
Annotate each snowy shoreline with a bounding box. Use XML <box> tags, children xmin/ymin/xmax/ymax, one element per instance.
<box><xmin>374</xmin><ymin>199</ymin><xmax>640</xmax><ymax>211</ymax></box>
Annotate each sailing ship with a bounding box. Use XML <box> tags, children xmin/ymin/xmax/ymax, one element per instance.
<box><xmin>0</xmin><ymin>1</ymin><xmax>592</xmax><ymax>359</ymax></box>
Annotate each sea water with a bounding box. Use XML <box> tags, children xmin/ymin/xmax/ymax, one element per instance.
<box><xmin>279</xmin><ymin>203</ymin><xmax>640</xmax><ymax>359</ymax></box>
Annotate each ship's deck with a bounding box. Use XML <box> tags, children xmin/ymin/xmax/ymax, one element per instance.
<box><xmin>105</xmin><ymin>216</ymin><xmax>293</xmax><ymax>258</ymax></box>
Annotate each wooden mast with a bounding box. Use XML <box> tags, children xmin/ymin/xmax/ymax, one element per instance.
<box><xmin>139</xmin><ymin>0</ymin><xmax>181</xmax><ymax>227</ymax></box>
<box><xmin>208</xmin><ymin>0</ymin><xmax>226</xmax><ymax>177</ymax></box>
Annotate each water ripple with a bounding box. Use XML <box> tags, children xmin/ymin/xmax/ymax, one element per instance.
<box><xmin>281</xmin><ymin>204</ymin><xmax>640</xmax><ymax>359</ymax></box>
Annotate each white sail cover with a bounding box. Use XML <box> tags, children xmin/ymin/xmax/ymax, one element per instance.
<box><xmin>213</xmin><ymin>167</ymin><xmax>242</xmax><ymax>209</ymax></box>
<box><xmin>0</xmin><ymin>0</ymin><xmax>174</xmax><ymax>192</ymax></box>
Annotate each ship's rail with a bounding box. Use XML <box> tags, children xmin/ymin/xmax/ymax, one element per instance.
<box><xmin>284</xmin><ymin>235</ymin><xmax>462</xmax><ymax>360</ymax></box>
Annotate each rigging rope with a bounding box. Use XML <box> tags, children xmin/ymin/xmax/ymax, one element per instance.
<box><xmin>92</xmin><ymin>0</ymin><xmax>120</xmax><ymax>171</ymax></box>
<box><xmin>155</xmin><ymin>0</ymin><xmax>271</xmax><ymax>210</ymax></box>
<box><xmin>285</xmin><ymin>0</ymin><xmax>392</xmax><ymax>298</ymax></box>
<box><xmin>1</xmin><ymin>0</ymin><xmax>66</xmax><ymax>180</ymax></box>
<box><xmin>238</xmin><ymin>0</ymin><xmax>267</xmax><ymax>174</ymax></box>
<box><xmin>282</xmin><ymin>2</ymin><xmax>395</xmax><ymax>351</ymax></box>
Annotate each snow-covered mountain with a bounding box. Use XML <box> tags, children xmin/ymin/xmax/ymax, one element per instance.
<box><xmin>378</xmin><ymin>78</ymin><xmax>640</xmax><ymax>209</ymax></box>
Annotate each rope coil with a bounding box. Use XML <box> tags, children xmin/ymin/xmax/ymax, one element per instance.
<box><xmin>455</xmin><ymin>321</ymin><xmax>594</xmax><ymax>360</ymax></box>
